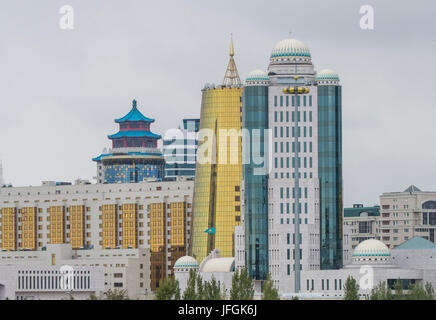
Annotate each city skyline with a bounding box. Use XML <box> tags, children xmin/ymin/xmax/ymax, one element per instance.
<box><xmin>1</xmin><ymin>1</ymin><xmax>436</xmax><ymax>208</ymax></box>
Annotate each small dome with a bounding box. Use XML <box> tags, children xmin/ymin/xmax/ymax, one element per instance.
<box><xmin>270</xmin><ymin>38</ymin><xmax>311</xmax><ymax>59</ymax></box>
<box><xmin>245</xmin><ymin>69</ymin><xmax>270</xmax><ymax>86</ymax></box>
<box><xmin>174</xmin><ymin>256</ymin><xmax>199</xmax><ymax>269</ymax></box>
<box><xmin>315</xmin><ymin>69</ymin><xmax>339</xmax><ymax>81</ymax></box>
<box><xmin>352</xmin><ymin>239</ymin><xmax>391</xmax><ymax>263</ymax></box>
<box><xmin>246</xmin><ymin>70</ymin><xmax>269</xmax><ymax>81</ymax></box>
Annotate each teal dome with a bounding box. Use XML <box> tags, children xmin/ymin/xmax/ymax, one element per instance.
<box><xmin>352</xmin><ymin>239</ymin><xmax>391</xmax><ymax>263</ymax></box>
<box><xmin>270</xmin><ymin>38</ymin><xmax>311</xmax><ymax>59</ymax></box>
<box><xmin>246</xmin><ymin>69</ymin><xmax>269</xmax><ymax>81</ymax></box>
<box><xmin>174</xmin><ymin>256</ymin><xmax>199</xmax><ymax>269</ymax></box>
<box><xmin>315</xmin><ymin>69</ymin><xmax>340</xmax><ymax>81</ymax></box>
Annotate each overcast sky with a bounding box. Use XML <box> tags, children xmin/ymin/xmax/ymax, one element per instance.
<box><xmin>0</xmin><ymin>0</ymin><xmax>435</xmax><ymax>207</ymax></box>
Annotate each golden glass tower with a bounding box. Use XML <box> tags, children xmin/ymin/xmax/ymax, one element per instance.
<box><xmin>192</xmin><ymin>36</ymin><xmax>243</xmax><ymax>263</ymax></box>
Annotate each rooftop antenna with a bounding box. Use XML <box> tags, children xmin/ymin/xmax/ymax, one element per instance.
<box><xmin>222</xmin><ymin>33</ymin><xmax>241</xmax><ymax>86</ymax></box>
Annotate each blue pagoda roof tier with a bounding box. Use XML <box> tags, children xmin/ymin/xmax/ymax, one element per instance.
<box><xmin>108</xmin><ymin>130</ymin><xmax>161</xmax><ymax>139</ymax></box>
<box><xmin>92</xmin><ymin>152</ymin><xmax>163</xmax><ymax>162</ymax></box>
<box><xmin>115</xmin><ymin>100</ymin><xmax>155</xmax><ymax>123</ymax></box>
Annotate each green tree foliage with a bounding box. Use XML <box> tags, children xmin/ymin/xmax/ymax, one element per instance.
<box><xmin>155</xmin><ymin>276</ymin><xmax>181</xmax><ymax>300</ymax></box>
<box><xmin>370</xmin><ymin>282</ymin><xmax>393</xmax><ymax>300</ymax></box>
<box><xmin>343</xmin><ymin>276</ymin><xmax>360</xmax><ymax>300</ymax></box>
<box><xmin>393</xmin><ymin>278</ymin><xmax>404</xmax><ymax>300</ymax></box>
<box><xmin>196</xmin><ymin>273</ymin><xmax>205</xmax><ymax>300</ymax></box>
<box><xmin>203</xmin><ymin>276</ymin><xmax>223</xmax><ymax>300</ymax></box>
<box><xmin>407</xmin><ymin>282</ymin><xmax>434</xmax><ymax>300</ymax></box>
<box><xmin>369</xmin><ymin>281</ymin><xmax>435</xmax><ymax>300</ymax></box>
<box><xmin>229</xmin><ymin>268</ymin><xmax>254</xmax><ymax>300</ymax></box>
<box><xmin>182</xmin><ymin>270</ymin><xmax>222</xmax><ymax>300</ymax></box>
<box><xmin>182</xmin><ymin>269</ymin><xmax>198</xmax><ymax>300</ymax></box>
<box><xmin>262</xmin><ymin>273</ymin><xmax>279</xmax><ymax>300</ymax></box>
<box><xmin>104</xmin><ymin>288</ymin><xmax>129</xmax><ymax>300</ymax></box>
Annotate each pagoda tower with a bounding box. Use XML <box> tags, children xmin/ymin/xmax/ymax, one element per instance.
<box><xmin>93</xmin><ymin>99</ymin><xmax>165</xmax><ymax>184</ymax></box>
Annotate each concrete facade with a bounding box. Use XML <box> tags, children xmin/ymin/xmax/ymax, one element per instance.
<box><xmin>0</xmin><ymin>180</ymin><xmax>194</xmax><ymax>292</ymax></box>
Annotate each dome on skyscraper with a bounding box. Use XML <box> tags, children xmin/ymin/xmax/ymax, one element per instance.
<box><xmin>316</xmin><ymin>69</ymin><xmax>339</xmax><ymax>81</ymax></box>
<box><xmin>315</xmin><ymin>69</ymin><xmax>340</xmax><ymax>85</ymax></box>
<box><xmin>246</xmin><ymin>70</ymin><xmax>269</xmax><ymax>81</ymax></box>
<box><xmin>270</xmin><ymin>38</ymin><xmax>311</xmax><ymax>61</ymax></box>
<box><xmin>245</xmin><ymin>69</ymin><xmax>270</xmax><ymax>85</ymax></box>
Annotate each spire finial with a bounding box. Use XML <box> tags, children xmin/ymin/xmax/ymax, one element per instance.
<box><xmin>132</xmin><ymin>99</ymin><xmax>137</xmax><ymax>109</ymax></box>
<box><xmin>230</xmin><ymin>33</ymin><xmax>234</xmax><ymax>57</ymax></box>
<box><xmin>223</xmin><ymin>35</ymin><xmax>241</xmax><ymax>86</ymax></box>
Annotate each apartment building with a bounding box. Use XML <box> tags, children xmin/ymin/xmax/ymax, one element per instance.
<box><xmin>344</xmin><ymin>185</ymin><xmax>436</xmax><ymax>250</ymax></box>
<box><xmin>0</xmin><ymin>179</ymin><xmax>194</xmax><ymax>291</ymax></box>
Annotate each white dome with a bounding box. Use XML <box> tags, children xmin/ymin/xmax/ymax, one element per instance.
<box><xmin>200</xmin><ymin>257</ymin><xmax>235</xmax><ymax>273</ymax></box>
<box><xmin>174</xmin><ymin>256</ymin><xmax>199</xmax><ymax>269</ymax></box>
<box><xmin>245</xmin><ymin>69</ymin><xmax>270</xmax><ymax>86</ymax></box>
<box><xmin>316</xmin><ymin>69</ymin><xmax>340</xmax><ymax>85</ymax></box>
<box><xmin>270</xmin><ymin>38</ymin><xmax>311</xmax><ymax>59</ymax></box>
<box><xmin>352</xmin><ymin>239</ymin><xmax>391</xmax><ymax>263</ymax></box>
<box><xmin>246</xmin><ymin>69</ymin><xmax>269</xmax><ymax>81</ymax></box>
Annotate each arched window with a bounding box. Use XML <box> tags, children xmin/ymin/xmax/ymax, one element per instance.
<box><xmin>423</xmin><ymin>201</ymin><xmax>436</xmax><ymax>209</ymax></box>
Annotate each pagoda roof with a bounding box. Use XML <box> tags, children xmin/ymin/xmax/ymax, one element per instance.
<box><xmin>92</xmin><ymin>151</ymin><xmax>163</xmax><ymax>162</ymax></box>
<box><xmin>115</xmin><ymin>100</ymin><xmax>155</xmax><ymax>123</ymax></box>
<box><xmin>108</xmin><ymin>130</ymin><xmax>161</xmax><ymax>139</ymax></box>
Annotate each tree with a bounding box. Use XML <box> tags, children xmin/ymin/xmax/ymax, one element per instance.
<box><xmin>104</xmin><ymin>288</ymin><xmax>129</xmax><ymax>300</ymax></box>
<box><xmin>204</xmin><ymin>276</ymin><xmax>222</xmax><ymax>300</ymax></box>
<box><xmin>393</xmin><ymin>278</ymin><xmax>404</xmax><ymax>300</ymax></box>
<box><xmin>229</xmin><ymin>268</ymin><xmax>254</xmax><ymax>300</ymax></box>
<box><xmin>262</xmin><ymin>273</ymin><xmax>279</xmax><ymax>300</ymax></box>
<box><xmin>407</xmin><ymin>282</ymin><xmax>434</xmax><ymax>300</ymax></box>
<box><xmin>343</xmin><ymin>276</ymin><xmax>359</xmax><ymax>300</ymax></box>
<box><xmin>196</xmin><ymin>273</ymin><xmax>205</xmax><ymax>300</ymax></box>
<box><xmin>182</xmin><ymin>269</ymin><xmax>198</xmax><ymax>300</ymax></box>
<box><xmin>370</xmin><ymin>282</ymin><xmax>392</xmax><ymax>300</ymax></box>
<box><xmin>88</xmin><ymin>294</ymin><xmax>99</xmax><ymax>300</ymax></box>
<box><xmin>229</xmin><ymin>268</ymin><xmax>240</xmax><ymax>300</ymax></box>
<box><xmin>425</xmin><ymin>282</ymin><xmax>435</xmax><ymax>300</ymax></box>
<box><xmin>155</xmin><ymin>276</ymin><xmax>181</xmax><ymax>300</ymax></box>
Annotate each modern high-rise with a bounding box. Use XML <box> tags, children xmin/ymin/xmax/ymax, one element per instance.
<box><xmin>93</xmin><ymin>99</ymin><xmax>165</xmax><ymax>184</ymax></box>
<box><xmin>163</xmin><ymin>118</ymin><xmax>200</xmax><ymax>180</ymax></box>
<box><xmin>191</xmin><ymin>37</ymin><xmax>243</xmax><ymax>263</ymax></box>
<box><xmin>242</xmin><ymin>70</ymin><xmax>270</xmax><ymax>280</ymax></box>
<box><xmin>238</xmin><ymin>38</ymin><xmax>343</xmax><ymax>293</ymax></box>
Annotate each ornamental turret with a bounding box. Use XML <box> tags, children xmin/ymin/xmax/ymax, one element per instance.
<box><xmin>93</xmin><ymin>99</ymin><xmax>165</xmax><ymax>184</ymax></box>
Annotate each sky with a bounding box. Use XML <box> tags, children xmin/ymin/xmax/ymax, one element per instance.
<box><xmin>0</xmin><ymin>0</ymin><xmax>435</xmax><ymax>207</ymax></box>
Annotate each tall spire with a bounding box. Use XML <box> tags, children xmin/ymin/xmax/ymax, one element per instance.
<box><xmin>223</xmin><ymin>34</ymin><xmax>241</xmax><ymax>86</ymax></box>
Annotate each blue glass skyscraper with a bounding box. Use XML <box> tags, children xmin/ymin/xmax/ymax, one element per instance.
<box><xmin>242</xmin><ymin>70</ymin><xmax>270</xmax><ymax>280</ymax></box>
<box><xmin>316</xmin><ymin>70</ymin><xmax>343</xmax><ymax>269</ymax></box>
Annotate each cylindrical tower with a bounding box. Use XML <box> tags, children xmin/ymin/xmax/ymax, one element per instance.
<box><xmin>243</xmin><ymin>70</ymin><xmax>270</xmax><ymax>280</ymax></box>
<box><xmin>316</xmin><ymin>69</ymin><xmax>343</xmax><ymax>269</ymax></box>
<box><xmin>192</xmin><ymin>36</ymin><xmax>243</xmax><ymax>263</ymax></box>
